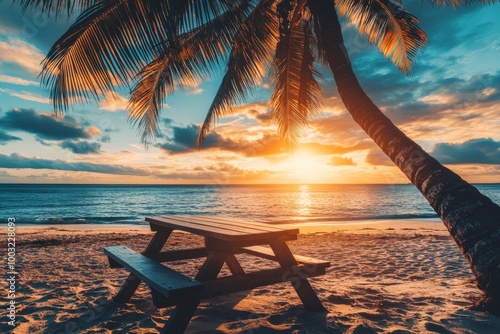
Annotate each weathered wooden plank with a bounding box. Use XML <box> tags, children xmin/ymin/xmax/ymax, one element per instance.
<box><xmin>186</xmin><ymin>216</ymin><xmax>287</xmax><ymax>233</ymax></box>
<box><xmin>104</xmin><ymin>246</ymin><xmax>203</xmax><ymax>299</ymax></box>
<box><xmin>150</xmin><ymin>215</ymin><xmax>296</xmax><ymax>236</ymax></box>
<box><xmin>153</xmin><ymin>215</ymin><xmax>266</xmax><ymax>234</ymax></box>
<box><xmin>146</xmin><ymin>248</ymin><xmax>209</xmax><ymax>262</ymax></box>
<box><xmin>239</xmin><ymin>246</ymin><xmax>330</xmax><ymax>267</ymax></box>
<box><xmin>113</xmin><ymin>229</ymin><xmax>172</xmax><ymax>303</ymax></box>
<box><xmin>147</xmin><ymin>216</ymin><xmax>298</xmax><ymax>242</ymax></box>
<box><xmin>148</xmin><ymin>217</ymin><xmax>252</xmax><ymax>238</ymax></box>
<box><xmin>205</xmin><ymin>234</ymin><xmax>297</xmax><ymax>251</ymax></box>
<box><xmin>146</xmin><ymin>217</ymin><xmax>255</xmax><ymax>238</ymax></box>
<box><xmin>199</xmin><ymin>216</ymin><xmax>289</xmax><ymax>230</ymax></box>
<box><xmin>153</xmin><ymin>264</ymin><xmax>326</xmax><ymax>308</ymax></box>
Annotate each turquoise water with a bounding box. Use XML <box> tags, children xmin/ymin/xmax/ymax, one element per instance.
<box><xmin>1</xmin><ymin>183</ymin><xmax>499</xmax><ymax>225</ymax></box>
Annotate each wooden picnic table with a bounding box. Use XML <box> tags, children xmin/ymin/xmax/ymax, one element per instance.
<box><xmin>104</xmin><ymin>215</ymin><xmax>330</xmax><ymax>333</ymax></box>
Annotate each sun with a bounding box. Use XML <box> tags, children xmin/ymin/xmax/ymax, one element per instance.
<box><xmin>282</xmin><ymin>150</ymin><xmax>326</xmax><ymax>183</ymax></box>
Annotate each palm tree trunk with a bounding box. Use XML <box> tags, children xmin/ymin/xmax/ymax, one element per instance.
<box><xmin>309</xmin><ymin>0</ymin><xmax>500</xmax><ymax>309</ymax></box>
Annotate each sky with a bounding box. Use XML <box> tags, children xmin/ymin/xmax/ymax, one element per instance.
<box><xmin>0</xmin><ymin>1</ymin><xmax>499</xmax><ymax>184</ymax></box>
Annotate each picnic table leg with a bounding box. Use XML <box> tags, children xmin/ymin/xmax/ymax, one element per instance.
<box><xmin>161</xmin><ymin>251</ymin><xmax>227</xmax><ymax>334</ymax></box>
<box><xmin>113</xmin><ymin>229</ymin><xmax>173</xmax><ymax>303</ymax></box>
<box><xmin>225</xmin><ymin>253</ymin><xmax>245</xmax><ymax>275</ymax></box>
<box><xmin>270</xmin><ymin>242</ymin><xmax>326</xmax><ymax>312</ymax></box>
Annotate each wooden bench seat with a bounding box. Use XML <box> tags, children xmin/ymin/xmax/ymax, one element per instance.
<box><xmin>104</xmin><ymin>246</ymin><xmax>203</xmax><ymax>302</ymax></box>
<box><xmin>239</xmin><ymin>246</ymin><xmax>330</xmax><ymax>268</ymax></box>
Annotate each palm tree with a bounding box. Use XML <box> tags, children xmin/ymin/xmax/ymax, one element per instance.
<box><xmin>13</xmin><ymin>0</ymin><xmax>500</xmax><ymax>311</ymax></box>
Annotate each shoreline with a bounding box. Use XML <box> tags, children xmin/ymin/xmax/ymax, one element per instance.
<box><xmin>16</xmin><ymin>218</ymin><xmax>448</xmax><ymax>236</ymax></box>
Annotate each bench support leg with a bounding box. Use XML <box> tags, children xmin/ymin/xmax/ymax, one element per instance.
<box><xmin>225</xmin><ymin>253</ymin><xmax>245</xmax><ymax>275</ymax></box>
<box><xmin>270</xmin><ymin>242</ymin><xmax>326</xmax><ymax>312</ymax></box>
<box><xmin>161</xmin><ymin>251</ymin><xmax>227</xmax><ymax>334</ymax></box>
<box><xmin>113</xmin><ymin>229</ymin><xmax>172</xmax><ymax>303</ymax></box>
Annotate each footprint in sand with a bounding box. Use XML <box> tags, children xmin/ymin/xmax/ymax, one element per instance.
<box><xmin>424</xmin><ymin>322</ymin><xmax>455</xmax><ymax>334</ymax></box>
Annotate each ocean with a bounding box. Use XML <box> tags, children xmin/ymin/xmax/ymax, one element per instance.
<box><xmin>1</xmin><ymin>183</ymin><xmax>500</xmax><ymax>225</ymax></box>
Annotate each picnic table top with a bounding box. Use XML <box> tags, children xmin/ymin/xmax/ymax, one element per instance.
<box><xmin>146</xmin><ymin>215</ymin><xmax>300</xmax><ymax>242</ymax></box>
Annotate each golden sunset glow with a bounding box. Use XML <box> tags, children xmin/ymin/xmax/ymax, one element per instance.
<box><xmin>0</xmin><ymin>2</ymin><xmax>498</xmax><ymax>186</ymax></box>
<box><xmin>296</xmin><ymin>185</ymin><xmax>313</xmax><ymax>216</ymax></box>
<box><xmin>281</xmin><ymin>150</ymin><xmax>328</xmax><ymax>183</ymax></box>
<box><xmin>2</xmin><ymin>1</ymin><xmax>500</xmax><ymax>332</ymax></box>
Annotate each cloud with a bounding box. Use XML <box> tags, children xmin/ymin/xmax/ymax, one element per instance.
<box><xmin>0</xmin><ymin>152</ymin><xmax>272</xmax><ymax>182</ymax></box>
<box><xmin>335</xmin><ymin>67</ymin><xmax>500</xmax><ymax>141</ymax></box>
<box><xmin>431</xmin><ymin>138</ymin><xmax>500</xmax><ymax>164</ymax></box>
<box><xmin>404</xmin><ymin>2</ymin><xmax>494</xmax><ymax>53</ymax></box>
<box><xmin>157</xmin><ymin>124</ymin><xmax>240</xmax><ymax>154</ymax></box>
<box><xmin>0</xmin><ymin>37</ymin><xmax>44</xmax><ymax>75</ymax></box>
<box><xmin>60</xmin><ymin>140</ymin><xmax>101</xmax><ymax>154</ymax></box>
<box><xmin>0</xmin><ymin>170</ymin><xmax>14</xmax><ymax>178</ymax></box>
<box><xmin>0</xmin><ymin>131</ymin><xmax>22</xmax><ymax>145</ymax></box>
<box><xmin>300</xmin><ymin>141</ymin><xmax>372</xmax><ymax>155</ymax></box>
<box><xmin>213</xmin><ymin>102</ymin><xmax>273</xmax><ymax>126</ymax></box>
<box><xmin>308</xmin><ymin>111</ymin><xmax>375</xmax><ymax>146</ymax></box>
<box><xmin>0</xmin><ymin>108</ymin><xmax>93</xmax><ymax>140</ymax></box>
<box><xmin>158</xmin><ymin>123</ymin><xmax>372</xmax><ymax>157</ymax></box>
<box><xmin>86</xmin><ymin>125</ymin><xmax>101</xmax><ymax>136</ymax></box>
<box><xmin>0</xmin><ymin>153</ymin><xmax>149</xmax><ymax>175</ymax></box>
<box><xmin>331</xmin><ymin>12</ymin><xmax>500</xmax><ymax>136</ymax></box>
<box><xmin>0</xmin><ymin>88</ymin><xmax>50</xmax><ymax>104</ymax></box>
<box><xmin>100</xmin><ymin>134</ymin><xmax>111</xmax><ymax>143</ymax></box>
<box><xmin>98</xmin><ymin>92</ymin><xmax>128</xmax><ymax>112</ymax></box>
<box><xmin>366</xmin><ymin>149</ymin><xmax>393</xmax><ymax>166</ymax></box>
<box><xmin>163</xmin><ymin>118</ymin><xmax>174</xmax><ymax>126</ymax></box>
<box><xmin>365</xmin><ymin>138</ymin><xmax>500</xmax><ymax>167</ymax></box>
<box><xmin>247</xmin><ymin>108</ymin><xmax>273</xmax><ymax>124</ymax></box>
<box><xmin>155</xmin><ymin>162</ymin><xmax>274</xmax><ymax>182</ymax></box>
<box><xmin>329</xmin><ymin>156</ymin><xmax>356</xmax><ymax>166</ymax></box>
<box><xmin>0</xmin><ymin>74</ymin><xmax>38</xmax><ymax>86</ymax></box>
<box><xmin>178</xmin><ymin>78</ymin><xmax>204</xmax><ymax>94</ymax></box>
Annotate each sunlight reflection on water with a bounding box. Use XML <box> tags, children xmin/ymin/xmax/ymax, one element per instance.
<box><xmin>1</xmin><ymin>184</ymin><xmax>499</xmax><ymax>224</ymax></box>
<box><xmin>296</xmin><ymin>185</ymin><xmax>312</xmax><ymax>216</ymax></box>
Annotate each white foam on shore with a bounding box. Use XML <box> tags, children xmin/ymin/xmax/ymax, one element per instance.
<box><xmin>17</xmin><ymin>219</ymin><xmax>446</xmax><ymax>235</ymax></box>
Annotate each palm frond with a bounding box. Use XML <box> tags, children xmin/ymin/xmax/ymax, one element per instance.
<box><xmin>40</xmin><ymin>0</ymin><xmax>240</xmax><ymax>112</ymax></box>
<box><xmin>428</xmin><ymin>0</ymin><xmax>497</xmax><ymax>6</ymax></box>
<box><xmin>311</xmin><ymin>14</ymin><xmax>329</xmax><ymax>66</ymax></box>
<box><xmin>9</xmin><ymin>0</ymin><xmax>97</xmax><ymax>16</ymax></box>
<box><xmin>196</xmin><ymin>0</ymin><xmax>278</xmax><ymax>147</ymax></box>
<box><xmin>179</xmin><ymin>0</ymin><xmax>238</xmax><ymax>32</ymax></box>
<box><xmin>336</xmin><ymin>0</ymin><xmax>427</xmax><ymax>73</ymax></box>
<box><xmin>42</xmin><ymin>0</ymin><xmax>184</xmax><ymax>111</ymax></box>
<box><xmin>127</xmin><ymin>56</ymin><xmax>176</xmax><ymax>145</ymax></box>
<box><xmin>297</xmin><ymin>20</ymin><xmax>323</xmax><ymax>124</ymax></box>
<box><xmin>129</xmin><ymin>1</ymin><xmax>255</xmax><ymax>144</ymax></box>
<box><xmin>270</xmin><ymin>5</ymin><xmax>322</xmax><ymax>144</ymax></box>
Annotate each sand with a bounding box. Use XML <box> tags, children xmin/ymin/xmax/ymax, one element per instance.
<box><xmin>3</xmin><ymin>220</ymin><xmax>500</xmax><ymax>333</ymax></box>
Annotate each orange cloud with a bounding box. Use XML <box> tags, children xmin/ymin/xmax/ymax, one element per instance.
<box><xmin>98</xmin><ymin>92</ymin><xmax>128</xmax><ymax>112</ymax></box>
<box><xmin>330</xmin><ymin>155</ymin><xmax>356</xmax><ymax>166</ymax></box>
<box><xmin>0</xmin><ymin>37</ymin><xmax>44</xmax><ymax>75</ymax></box>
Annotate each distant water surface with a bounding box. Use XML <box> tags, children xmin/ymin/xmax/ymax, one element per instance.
<box><xmin>1</xmin><ymin>184</ymin><xmax>499</xmax><ymax>225</ymax></box>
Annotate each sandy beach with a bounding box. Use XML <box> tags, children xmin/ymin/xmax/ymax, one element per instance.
<box><xmin>5</xmin><ymin>220</ymin><xmax>500</xmax><ymax>333</ymax></box>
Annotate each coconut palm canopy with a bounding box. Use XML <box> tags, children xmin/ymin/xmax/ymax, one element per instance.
<box><xmin>9</xmin><ymin>0</ymin><xmax>431</xmax><ymax>143</ymax></box>
<box><xmin>10</xmin><ymin>0</ymin><xmax>500</xmax><ymax>309</ymax></box>
<box><xmin>10</xmin><ymin>0</ymin><xmax>495</xmax><ymax>143</ymax></box>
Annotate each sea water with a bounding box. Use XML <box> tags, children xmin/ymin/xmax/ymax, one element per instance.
<box><xmin>1</xmin><ymin>183</ymin><xmax>499</xmax><ymax>225</ymax></box>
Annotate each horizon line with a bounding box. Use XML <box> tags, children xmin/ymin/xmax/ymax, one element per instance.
<box><xmin>1</xmin><ymin>182</ymin><xmax>499</xmax><ymax>186</ymax></box>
